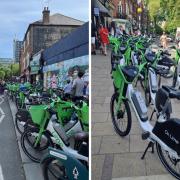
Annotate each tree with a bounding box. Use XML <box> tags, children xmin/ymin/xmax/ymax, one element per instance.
<box><xmin>0</xmin><ymin>71</ymin><xmax>5</xmax><ymax>80</ymax></box>
<box><xmin>11</xmin><ymin>64</ymin><xmax>20</xmax><ymax>76</ymax></box>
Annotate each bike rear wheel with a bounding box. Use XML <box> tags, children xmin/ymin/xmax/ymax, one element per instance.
<box><xmin>156</xmin><ymin>142</ymin><xmax>180</xmax><ymax>179</ymax></box>
<box><xmin>110</xmin><ymin>94</ymin><xmax>131</xmax><ymax>136</ymax></box>
<box><xmin>21</xmin><ymin>128</ymin><xmax>53</xmax><ymax>163</ymax></box>
<box><xmin>42</xmin><ymin>157</ymin><xmax>68</xmax><ymax>180</ymax></box>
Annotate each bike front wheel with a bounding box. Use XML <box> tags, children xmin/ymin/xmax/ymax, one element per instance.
<box><xmin>110</xmin><ymin>94</ymin><xmax>131</xmax><ymax>136</ymax></box>
<box><xmin>21</xmin><ymin>128</ymin><xmax>53</xmax><ymax>163</ymax></box>
<box><xmin>42</xmin><ymin>157</ymin><xmax>68</xmax><ymax>180</ymax></box>
<box><xmin>156</xmin><ymin>142</ymin><xmax>180</xmax><ymax>179</ymax></box>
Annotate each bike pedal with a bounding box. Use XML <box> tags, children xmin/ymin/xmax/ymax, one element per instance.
<box><xmin>142</xmin><ymin>131</ymin><xmax>150</xmax><ymax>140</ymax></box>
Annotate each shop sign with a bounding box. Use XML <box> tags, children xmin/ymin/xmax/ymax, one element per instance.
<box><xmin>94</xmin><ymin>7</ymin><xmax>99</xmax><ymax>16</ymax></box>
<box><xmin>30</xmin><ymin>53</ymin><xmax>41</xmax><ymax>75</ymax></box>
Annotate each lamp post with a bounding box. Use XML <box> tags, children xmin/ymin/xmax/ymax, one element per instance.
<box><xmin>137</xmin><ymin>0</ymin><xmax>142</xmax><ymax>31</ymax></box>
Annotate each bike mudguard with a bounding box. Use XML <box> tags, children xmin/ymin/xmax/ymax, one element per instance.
<box><xmin>41</xmin><ymin>147</ymin><xmax>88</xmax><ymax>180</ymax></box>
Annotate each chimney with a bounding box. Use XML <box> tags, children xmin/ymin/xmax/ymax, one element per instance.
<box><xmin>42</xmin><ymin>7</ymin><xmax>50</xmax><ymax>24</ymax></box>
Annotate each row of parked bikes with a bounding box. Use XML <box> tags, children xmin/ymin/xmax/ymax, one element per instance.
<box><xmin>5</xmin><ymin>83</ymin><xmax>89</xmax><ymax>180</ymax></box>
<box><xmin>109</xmin><ymin>34</ymin><xmax>180</xmax><ymax>179</ymax></box>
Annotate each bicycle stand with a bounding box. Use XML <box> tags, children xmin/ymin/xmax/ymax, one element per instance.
<box><xmin>141</xmin><ymin>141</ymin><xmax>154</xmax><ymax>160</ymax></box>
<box><xmin>149</xmin><ymin>109</ymin><xmax>156</xmax><ymax>121</ymax></box>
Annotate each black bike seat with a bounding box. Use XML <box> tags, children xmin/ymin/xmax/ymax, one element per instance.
<box><xmin>74</xmin><ymin>132</ymin><xmax>88</xmax><ymax>142</ymax></box>
<box><xmin>155</xmin><ymin>67</ymin><xmax>169</xmax><ymax>75</ymax></box>
<box><xmin>158</xmin><ymin>56</ymin><xmax>175</xmax><ymax>67</ymax></box>
<box><xmin>162</xmin><ymin>86</ymin><xmax>180</xmax><ymax>99</ymax></box>
<box><xmin>112</xmin><ymin>52</ymin><xmax>123</xmax><ymax>59</ymax></box>
<box><xmin>122</xmin><ymin>66</ymin><xmax>139</xmax><ymax>82</ymax></box>
<box><xmin>119</xmin><ymin>46</ymin><xmax>127</xmax><ymax>54</ymax></box>
<box><xmin>145</xmin><ymin>53</ymin><xmax>156</xmax><ymax>63</ymax></box>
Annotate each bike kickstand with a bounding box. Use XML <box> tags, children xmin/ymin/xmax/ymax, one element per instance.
<box><xmin>149</xmin><ymin>109</ymin><xmax>155</xmax><ymax>121</ymax></box>
<box><xmin>141</xmin><ymin>142</ymin><xmax>154</xmax><ymax>160</ymax></box>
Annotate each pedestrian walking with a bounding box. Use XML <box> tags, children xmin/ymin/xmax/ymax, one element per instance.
<box><xmin>160</xmin><ymin>32</ymin><xmax>168</xmax><ymax>49</ymax></box>
<box><xmin>63</xmin><ymin>79</ymin><xmax>72</xmax><ymax>99</ymax></box>
<box><xmin>91</xmin><ymin>22</ymin><xmax>97</xmax><ymax>55</ymax></box>
<box><xmin>110</xmin><ymin>21</ymin><xmax>116</xmax><ymax>37</ymax></box>
<box><xmin>71</xmin><ymin>71</ymin><xmax>85</xmax><ymax>101</ymax></box>
<box><xmin>98</xmin><ymin>24</ymin><xmax>109</xmax><ymax>56</ymax></box>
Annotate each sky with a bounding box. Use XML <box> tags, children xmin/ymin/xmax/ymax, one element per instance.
<box><xmin>0</xmin><ymin>0</ymin><xmax>89</xmax><ymax>58</ymax></box>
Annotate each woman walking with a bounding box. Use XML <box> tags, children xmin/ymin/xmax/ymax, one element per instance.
<box><xmin>99</xmin><ymin>24</ymin><xmax>109</xmax><ymax>56</ymax></box>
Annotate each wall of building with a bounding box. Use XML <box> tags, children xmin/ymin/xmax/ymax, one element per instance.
<box><xmin>32</xmin><ymin>25</ymin><xmax>80</xmax><ymax>55</ymax></box>
<box><xmin>42</xmin><ymin>22</ymin><xmax>89</xmax><ymax>88</ymax></box>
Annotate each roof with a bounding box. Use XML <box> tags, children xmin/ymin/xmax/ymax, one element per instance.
<box><xmin>23</xmin><ymin>13</ymin><xmax>84</xmax><ymax>41</ymax></box>
<box><xmin>42</xmin><ymin>22</ymin><xmax>89</xmax><ymax>65</ymax></box>
<box><xmin>34</xmin><ymin>13</ymin><xmax>84</xmax><ymax>26</ymax></box>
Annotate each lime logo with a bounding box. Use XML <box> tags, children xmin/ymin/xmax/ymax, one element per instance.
<box><xmin>73</xmin><ymin>167</ymin><xmax>79</xmax><ymax>179</ymax></box>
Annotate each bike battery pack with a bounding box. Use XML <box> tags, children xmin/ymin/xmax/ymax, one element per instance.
<box><xmin>149</xmin><ymin>68</ymin><xmax>158</xmax><ymax>93</ymax></box>
<box><xmin>131</xmin><ymin>91</ymin><xmax>148</xmax><ymax>122</ymax></box>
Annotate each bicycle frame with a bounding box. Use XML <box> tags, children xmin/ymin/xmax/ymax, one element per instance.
<box><xmin>126</xmin><ymin>84</ymin><xmax>180</xmax><ymax>159</ymax></box>
<box><xmin>46</xmin><ymin>118</ymin><xmax>88</xmax><ymax>162</ymax></box>
<box><xmin>41</xmin><ymin>147</ymin><xmax>88</xmax><ymax>180</ymax></box>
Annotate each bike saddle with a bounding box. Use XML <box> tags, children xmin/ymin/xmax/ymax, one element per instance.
<box><xmin>154</xmin><ymin>66</ymin><xmax>169</xmax><ymax>75</ymax></box>
<box><xmin>158</xmin><ymin>56</ymin><xmax>175</xmax><ymax>67</ymax></box>
<box><xmin>112</xmin><ymin>52</ymin><xmax>123</xmax><ymax>59</ymax></box>
<box><xmin>119</xmin><ymin>45</ymin><xmax>127</xmax><ymax>54</ymax></box>
<box><xmin>74</xmin><ymin>132</ymin><xmax>88</xmax><ymax>143</ymax></box>
<box><xmin>145</xmin><ymin>52</ymin><xmax>156</xmax><ymax>63</ymax></box>
<box><xmin>121</xmin><ymin>66</ymin><xmax>139</xmax><ymax>82</ymax></box>
<box><xmin>41</xmin><ymin>92</ymin><xmax>51</xmax><ymax>98</ymax></box>
<box><xmin>162</xmin><ymin>86</ymin><xmax>180</xmax><ymax>99</ymax></box>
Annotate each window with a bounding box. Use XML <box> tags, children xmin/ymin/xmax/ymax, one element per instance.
<box><xmin>118</xmin><ymin>0</ymin><xmax>122</xmax><ymax>14</ymax></box>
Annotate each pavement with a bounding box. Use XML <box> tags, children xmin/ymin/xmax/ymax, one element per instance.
<box><xmin>0</xmin><ymin>95</ymin><xmax>25</xmax><ymax>180</ymax></box>
<box><xmin>91</xmin><ymin>47</ymin><xmax>178</xmax><ymax>180</ymax></box>
<box><xmin>8</xmin><ymin>97</ymin><xmax>44</xmax><ymax>180</ymax></box>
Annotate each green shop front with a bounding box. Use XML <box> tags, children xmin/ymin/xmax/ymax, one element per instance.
<box><xmin>30</xmin><ymin>52</ymin><xmax>42</xmax><ymax>84</ymax></box>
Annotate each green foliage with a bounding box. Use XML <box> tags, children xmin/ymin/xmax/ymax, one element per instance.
<box><xmin>0</xmin><ymin>70</ymin><xmax>5</xmax><ymax>80</ymax></box>
<box><xmin>11</xmin><ymin>64</ymin><xmax>20</xmax><ymax>76</ymax></box>
<box><xmin>0</xmin><ymin>63</ymin><xmax>20</xmax><ymax>80</ymax></box>
<box><xmin>155</xmin><ymin>24</ymin><xmax>163</xmax><ymax>35</ymax></box>
<box><xmin>147</xmin><ymin>0</ymin><xmax>180</xmax><ymax>34</ymax></box>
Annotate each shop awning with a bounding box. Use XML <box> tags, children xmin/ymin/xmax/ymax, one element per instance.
<box><xmin>93</xmin><ymin>0</ymin><xmax>109</xmax><ymax>14</ymax></box>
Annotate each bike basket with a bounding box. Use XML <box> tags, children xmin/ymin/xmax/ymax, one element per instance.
<box><xmin>29</xmin><ymin>105</ymin><xmax>48</xmax><ymax>125</ymax></box>
<box><xmin>77</xmin><ymin>105</ymin><xmax>89</xmax><ymax>131</ymax></box>
<box><xmin>56</xmin><ymin>101</ymin><xmax>74</xmax><ymax>124</ymax></box>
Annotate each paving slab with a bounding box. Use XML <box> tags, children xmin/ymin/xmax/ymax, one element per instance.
<box><xmin>112</xmin><ymin>153</ymin><xmax>146</xmax><ymax>178</ymax></box>
<box><xmin>112</xmin><ymin>174</ymin><xmax>175</xmax><ymax>180</ymax></box>
<box><xmin>92</xmin><ymin>155</ymin><xmax>105</xmax><ymax>180</ymax></box>
<box><xmin>92</xmin><ymin>122</ymin><xmax>116</xmax><ymax>136</ymax></box>
<box><xmin>92</xmin><ymin>112</ymin><xmax>109</xmax><ymax>123</ymax></box>
<box><xmin>100</xmin><ymin>135</ymin><xmax>129</xmax><ymax>154</ymax></box>
<box><xmin>92</xmin><ymin>136</ymin><xmax>102</xmax><ymax>155</ymax></box>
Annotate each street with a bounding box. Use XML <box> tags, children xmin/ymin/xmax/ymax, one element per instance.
<box><xmin>91</xmin><ymin>45</ymin><xmax>178</xmax><ymax>180</ymax></box>
<box><xmin>0</xmin><ymin>95</ymin><xmax>25</xmax><ymax>180</ymax></box>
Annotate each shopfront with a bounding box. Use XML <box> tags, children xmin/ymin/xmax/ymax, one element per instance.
<box><xmin>30</xmin><ymin>52</ymin><xmax>41</xmax><ymax>84</ymax></box>
<box><xmin>42</xmin><ymin>22</ymin><xmax>89</xmax><ymax>89</ymax></box>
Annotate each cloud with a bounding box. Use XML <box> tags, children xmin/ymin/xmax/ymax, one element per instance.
<box><xmin>0</xmin><ymin>0</ymin><xmax>89</xmax><ymax>58</ymax></box>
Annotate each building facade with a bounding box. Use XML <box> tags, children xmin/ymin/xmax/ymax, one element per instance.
<box><xmin>20</xmin><ymin>7</ymin><xmax>84</xmax><ymax>80</ymax></box>
<box><xmin>42</xmin><ymin>22</ymin><xmax>89</xmax><ymax>88</ymax></box>
<box><xmin>0</xmin><ymin>58</ymin><xmax>13</xmax><ymax>65</ymax></box>
<box><xmin>13</xmin><ymin>40</ymin><xmax>23</xmax><ymax>63</ymax></box>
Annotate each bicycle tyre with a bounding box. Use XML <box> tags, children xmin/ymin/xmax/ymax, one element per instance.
<box><xmin>21</xmin><ymin>127</ymin><xmax>53</xmax><ymax>163</ymax></box>
<box><xmin>110</xmin><ymin>93</ymin><xmax>131</xmax><ymax>136</ymax></box>
<box><xmin>156</xmin><ymin>142</ymin><xmax>180</xmax><ymax>179</ymax></box>
<box><xmin>42</xmin><ymin>157</ymin><xmax>68</xmax><ymax>180</ymax></box>
<box><xmin>172</xmin><ymin>67</ymin><xmax>177</xmax><ymax>87</ymax></box>
<box><xmin>145</xmin><ymin>83</ymin><xmax>151</xmax><ymax>106</ymax></box>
